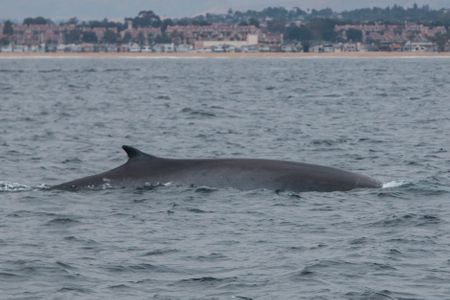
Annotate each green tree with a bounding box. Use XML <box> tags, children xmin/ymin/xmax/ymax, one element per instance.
<box><xmin>161</xmin><ymin>18</ymin><xmax>174</xmax><ymax>32</ymax></box>
<box><xmin>87</xmin><ymin>18</ymin><xmax>122</xmax><ymax>30</ymax></box>
<box><xmin>64</xmin><ymin>29</ymin><xmax>82</xmax><ymax>44</ymax></box>
<box><xmin>23</xmin><ymin>17</ymin><xmax>52</xmax><ymax>25</ymax></box>
<box><xmin>122</xmin><ymin>32</ymin><xmax>132</xmax><ymax>44</ymax></box>
<box><xmin>261</xmin><ymin>7</ymin><xmax>288</xmax><ymax>19</ymax></box>
<box><xmin>302</xmin><ymin>40</ymin><xmax>311</xmax><ymax>52</ymax></box>
<box><xmin>3</xmin><ymin>20</ymin><xmax>14</xmax><ymax>35</ymax></box>
<box><xmin>66</xmin><ymin>17</ymin><xmax>79</xmax><ymax>25</ymax></box>
<box><xmin>103</xmin><ymin>30</ymin><xmax>118</xmax><ymax>44</ymax></box>
<box><xmin>434</xmin><ymin>32</ymin><xmax>449</xmax><ymax>52</ymax></box>
<box><xmin>0</xmin><ymin>37</ymin><xmax>10</xmax><ymax>46</ymax></box>
<box><xmin>267</xmin><ymin>19</ymin><xmax>287</xmax><ymax>33</ymax></box>
<box><xmin>137</xmin><ymin>31</ymin><xmax>146</xmax><ymax>46</ymax></box>
<box><xmin>82</xmin><ymin>31</ymin><xmax>98</xmax><ymax>43</ymax></box>
<box><xmin>284</xmin><ymin>25</ymin><xmax>312</xmax><ymax>42</ymax></box>
<box><xmin>346</xmin><ymin>28</ymin><xmax>363</xmax><ymax>42</ymax></box>
<box><xmin>132</xmin><ymin>10</ymin><xmax>161</xmax><ymax>28</ymax></box>
<box><xmin>174</xmin><ymin>18</ymin><xmax>190</xmax><ymax>26</ymax></box>
<box><xmin>307</xmin><ymin>19</ymin><xmax>338</xmax><ymax>41</ymax></box>
<box><xmin>155</xmin><ymin>34</ymin><xmax>172</xmax><ymax>44</ymax></box>
<box><xmin>248</xmin><ymin>18</ymin><xmax>260</xmax><ymax>28</ymax></box>
<box><xmin>192</xmin><ymin>19</ymin><xmax>211</xmax><ymax>26</ymax></box>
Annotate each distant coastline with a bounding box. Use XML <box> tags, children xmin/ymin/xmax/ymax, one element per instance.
<box><xmin>2</xmin><ymin>7</ymin><xmax>449</xmax><ymax>58</ymax></box>
<box><xmin>1</xmin><ymin>51</ymin><xmax>450</xmax><ymax>59</ymax></box>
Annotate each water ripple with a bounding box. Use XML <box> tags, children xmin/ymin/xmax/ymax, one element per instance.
<box><xmin>1</xmin><ymin>57</ymin><xmax>449</xmax><ymax>299</ymax></box>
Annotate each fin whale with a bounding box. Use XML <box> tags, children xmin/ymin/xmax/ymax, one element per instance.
<box><xmin>52</xmin><ymin>145</ymin><xmax>382</xmax><ymax>192</ymax></box>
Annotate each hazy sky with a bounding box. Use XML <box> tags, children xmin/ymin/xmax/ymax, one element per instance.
<box><xmin>1</xmin><ymin>0</ymin><xmax>449</xmax><ymax>20</ymax></box>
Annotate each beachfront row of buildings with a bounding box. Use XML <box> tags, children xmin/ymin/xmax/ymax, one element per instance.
<box><xmin>0</xmin><ymin>21</ymin><xmax>449</xmax><ymax>53</ymax></box>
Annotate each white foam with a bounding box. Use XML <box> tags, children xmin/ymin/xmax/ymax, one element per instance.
<box><xmin>382</xmin><ymin>180</ymin><xmax>408</xmax><ymax>188</ymax></box>
<box><xmin>0</xmin><ymin>181</ymin><xmax>32</xmax><ymax>192</ymax></box>
<box><xmin>101</xmin><ymin>183</ymin><xmax>112</xmax><ymax>190</ymax></box>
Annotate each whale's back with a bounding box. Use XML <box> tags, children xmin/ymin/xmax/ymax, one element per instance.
<box><xmin>52</xmin><ymin>146</ymin><xmax>381</xmax><ymax>192</ymax></box>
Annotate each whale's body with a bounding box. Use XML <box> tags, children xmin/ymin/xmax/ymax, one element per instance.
<box><xmin>52</xmin><ymin>145</ymin><xmax>382</xmax><ymax>192</ymax></box>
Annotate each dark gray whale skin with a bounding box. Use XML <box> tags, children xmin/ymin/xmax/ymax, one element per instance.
<box><xmin>52</xmin><ymin>145</ymin><xmax>382</xmax><ymax>192</ymax></box>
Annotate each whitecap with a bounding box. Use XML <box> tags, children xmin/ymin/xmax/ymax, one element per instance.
<box><xmin>0</xmin><ymin>181</ymin><xmax>32</xmax><ymax>192</ymax></box>
<box><xmin>382</xmin><ymin>181</ymin><xmax>408</xmax><ymax>188</ymax></box>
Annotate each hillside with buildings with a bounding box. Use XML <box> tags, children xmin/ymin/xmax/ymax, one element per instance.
<box><xmin>0</xmin><ymin>5</ymin><xmax>449</xmax><ymax>53</ymax></box>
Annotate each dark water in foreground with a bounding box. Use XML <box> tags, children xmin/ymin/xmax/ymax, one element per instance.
<box><xmin>0</xmin><ymin>57</ymin><xmax>449</xmax><ymax>299</ymax></box>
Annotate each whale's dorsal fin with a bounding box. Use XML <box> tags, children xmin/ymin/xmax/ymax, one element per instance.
<box><xmin>122</xmin><ymin>145</ymin><xmax>159</xmax><ymax>160</ymax></box>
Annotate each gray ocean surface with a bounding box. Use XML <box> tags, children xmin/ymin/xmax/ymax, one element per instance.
<box><xmin>0</xmin><ymin>57</ymin><xmax>449</xmax><ymax>299</ymax></box>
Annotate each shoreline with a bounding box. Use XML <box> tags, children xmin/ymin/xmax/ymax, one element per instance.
<box><xmin>0</xmin><ymin>51</ymin><xmax>449</xmax><ymax>59</ymax></box>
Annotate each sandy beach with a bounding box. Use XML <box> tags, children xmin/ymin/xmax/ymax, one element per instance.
<box><xmin>0</xmin><ymin>51</ymin><xmax>449</xmax><ymax>59</ymax></box>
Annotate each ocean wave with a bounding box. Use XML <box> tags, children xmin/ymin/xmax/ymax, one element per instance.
<box><xmin>181</xmin><ymin>107</ymin><xmax>217</xmax><ymax>118</ymax></box>
<box><xmin>45</xmin><ymin>218</ymin><xmax>81</xmax><ymax>226</ymax></box>
<box><xmin>176</xmin><ymin>276</ymin><xmax>238</xmax><ymax>287</ymax></box>
<box><xmin>103</xmin><ymin>68</ymin><xmax>141</xmax><ymax>72</ymax></box>
<box><xmin>38</xmin><ymin>69</ymin><xmax>62</xmax><ymax>73</ymax></box>
<box><xmin>370</xmin><ymin>213</ymin><xmax>441</xmax><ymax>227</ymax></box>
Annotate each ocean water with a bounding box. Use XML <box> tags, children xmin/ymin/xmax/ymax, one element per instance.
<box><xmin>0</xmin><ymin>57</ymin><xmax>449</xmax><ymax>299</ymax></box>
